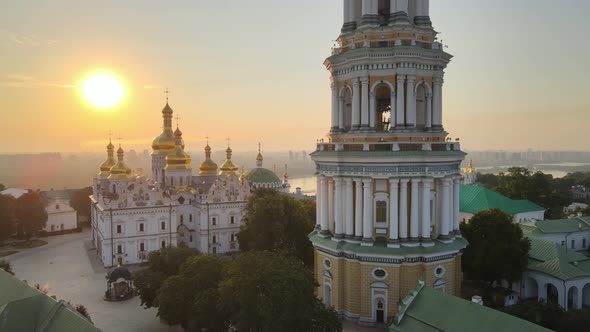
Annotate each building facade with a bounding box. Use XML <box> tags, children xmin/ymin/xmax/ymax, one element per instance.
<box><xmin>90</xmin><ymin>102</ymin><xmax>262</xmax><ymax>267</ymax></box>
<box><xmin>309</xmin><ymin>0</ymin><xmax>466</xmax><ymax>326</ymax></box>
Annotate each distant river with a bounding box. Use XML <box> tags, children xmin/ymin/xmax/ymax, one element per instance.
<box><xmin>289</xmin><ymin>176</ymin><xmax>317</xmax><ymax>195</ymax></box>
<box><xmin>288</xmin><ymin>165</ymin><xmax>577</xmax><ymax>195</ymax></box>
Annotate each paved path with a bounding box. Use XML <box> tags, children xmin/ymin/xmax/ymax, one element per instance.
<box><xmin>5</xmin><ymin>230</ymin><xmax>179</xmax><ymax>332</ymax></box>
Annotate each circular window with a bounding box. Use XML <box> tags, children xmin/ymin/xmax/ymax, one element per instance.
<box><xmin>323</xmin><ymin>259</ymin><xmax>332</xmax><ymax>270</ymax></box>
<box><xmin>434</xmin><ymin>265</ymin><xmax>446</xmax><ymax>278</ymax></box>
<box><xmin>372</xmin><ymin>268</ymin><xmax>388</xmax><ymax>280</ymax></box>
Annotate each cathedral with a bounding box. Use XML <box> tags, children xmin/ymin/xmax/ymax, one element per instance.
<box><xmin>309</xmin><ymin>0</ymin><xmax>466</xmax><ymax>326</ymax></box>
<box><xmin>90</xmin><ymin>101</ymin><xmax>288</xmax><ymax>267</ymax></box>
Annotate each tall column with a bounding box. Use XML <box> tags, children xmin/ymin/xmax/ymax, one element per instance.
<box><xmin>361</xmin><ymin>0</ymin><xmax>378</xmax><ymax>27</ymax></box>
<box><xmin>345</xmin><ymin>178</ymin><xmax>354</xmax><ymax>239</ymax></box>
<box><xmin>453</xmin><ymin>177</ymin><xmax>461</xmax><ymax>236</ymax></box>
<box><xmin>362</xmin><ymin>178</ymin><xmax>374</xmax><ymax>244</ymax></box>
<box><xmin>316</xmin><ymin>176</ymin><xmax>321</xmax><ymax>230</ymax></box>
<box><xmin>334</xmin><ymin>177</ymin><xmax>344</xmax><ymax>239</ymax></box>
<box><xmin>410</xmin><ymin>179</ymin><xmax>420</xmax><ymax>242</ymax></box>
<box><xmin>388</xmin><ymin>179</ymin><xmax>400</xmax><ymax>247</ymax></box>
<box><xmin>425</xmin><ymin>93</ymin><xmax>432</xmax><ymax>129</ymax></box>
<box><xmin>354</xmin><ymin>178</ymin><xmax>363</xmax><ymax>240</ymax></box>
<box><xmin>331</xmin><ymin>82</ymin><xmax>338</xmax><ymax>132</ymax></box>
<box><xmin>328</xmin><ymin>178</ymin><xmax>334</xmax><ymax>234</ymax></box>
<box><xmin>406</xmin><ymin>76</ymin><xmax>416</xmax><ymax>128</ymax></box>
<box><xmin>439</xmin><ymin>178</ymin><xmax>451</xmax><ymax>240</ymax></box>
<box><xmin>396</xmin><ymin>76</ymin><xmax>406</xmax><ymax>128</ymax></box>
<box><xmin>338</xmin><ymin>97</ymin><xmax>345</xmax><ymax>130</ymax></box>
<box><xmin>320</xmin><ymin>176</ymin><xmax>329</xmax><ymax>235</ymax></box>
<box><xmin>414</xmin><ymin>0</ymin><xmax>432</xmax><ymax>26</ymax></box>
<box><xmin>342</xmin><ymin>0</ymin><xmax>356</xmax><ymax>33</ymax></box>
<box><xmin>399</xmin><ymin>179</ymin><xmax>409</xmax><ymax>241</ymax></box>
<box><xmin>361</xmin><ymin>77</ymin><xmax>370</xmax><ymax>129</ymax></box>
<box><xmin>432</xmin><ymin>77</ymin><xmax>443</xmax><ymax>130</ymax></box>
<box><xmin>352</xmin><ymin>78</ymin><xmax>361</xmax><ymax>130</ymax></box>
<box><xmin>390</xmin><ymin>90</ymin><xmax>397</xmax><ymax>130</ymax></box>
<box><xmin>369</xmin><ymin>92</ymin><xmax>376</xmax><ymax>130</ymax></box>
<box><xmin>390</xmin><ymin>0</ymin><xmax>410</xmax><ymax>25</ymax></box>
<box><xmin>421</xmin><ymin>179</ymin><xmax>433</xmax><ymax>244</ymax></box>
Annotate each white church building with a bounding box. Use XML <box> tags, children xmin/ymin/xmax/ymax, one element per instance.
<box><xmin>90</xmin><ymin>101</ymin><xmax>285</xmax><ymax>267</ymax></box>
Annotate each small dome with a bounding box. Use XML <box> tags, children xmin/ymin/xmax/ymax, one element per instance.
<box><xmin>108</xmin><ymin>266</ymin><xmax>132</xmax><ymax>282</ymax></box>
<box><xmin>199</xmin><ymin>144</ymin><xmax>217</xmax><ymax>175</ymax></box>
<box><xmin>98</xmin><ymin>141</ymin><xmax>116</xmax><ymax>177</ymax></box>
<box><xmin>245</xmin><ymin>168</ymin><xmax>281</xmax><ymax>184</ymax></box>
<box><xmin>108</xmin><ymin>146</ymin><xmax>133</xmax><ymax>180</ymax></box>
<box><xmin>219</xmin><ymin>159</ymin><xmax>238</xmax><ymax>176</ymax></box>
<box><xmin>162</xmin><ymin>102</ymin><xmax>173</xmax><ymax>115</ymax></box>
<box><xmin>174</xmin><ymin>127</ymin><xmax>182</xmax><ymax>137</ymax></box>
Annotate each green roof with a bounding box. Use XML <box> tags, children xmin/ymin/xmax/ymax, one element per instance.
<box><xmin>533</xmin><ymin>217</ymin><xmax>590</xmax><ymax>234</ymax></box>
<box><xmin>390</xmin><ymin>282</ymin><xmax>550</xmax><ymax>332</ymax></box>
<box><xmin>460</xmin><ymin>185</ymin><xmax>544</xmax><ymax>215</ymax></box>
<box><xmin>245</xmin><ymin>167</ymin><xmax>281</xmax><ymax>184</ymax></box>
<box><xmin>526</xmin><ymin>237</ymin><xmax>590</xmax><ymax>281</ymax></box>
<box><xmin>0</xmin><ymin>269</ymin><xmax>101</xmax><ymax>332</ymax></box>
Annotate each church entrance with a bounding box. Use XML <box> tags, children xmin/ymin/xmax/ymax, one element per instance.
<box><xmin>376</xmin><ymin>299</ymin><xmax>385</xmax><ymax>323</ymax></box>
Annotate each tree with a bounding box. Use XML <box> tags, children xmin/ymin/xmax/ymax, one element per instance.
<box><xmin>14</xmin><ymin>191</ymin><xmax>47</xmax><ymax>239</ymax></box>
<box><xmin>0</xmin><ymin>183</ymin><xmax>5</xmax><ymax>191</ymax></box>
<box><xmin>219</xmin><ymin>251</ymin><xmax>342</xmax><ymax>332</ymax></box>
<box><xmin>157</xmin><ymin>255</ymin><xmax>229</xmax><ymax>331</ymax></box>
<box><xmin>461</xmin><ymin>209</ymin><xmax>530</xmax><ymax>284</ymax></box>
<box><xmin>476</xmin><ymin>173</ymin><xmax>498</xmax><ymax>189</ymax></box>
<box><xmin>495</xmin><ymin>167</ymin><xmax>569</xmax><ymax>219</ymax></box>
<box><xmin>0</xmin><ymin>194</ymin><xmax>16</xmax><ymax>241</ymax></box>
<box><xmin>238</xmin><ymin>188</ymin><xmax>315</xmax><ymax>267</ymax></box>
<box><xmin>70</xmin><ymin>187</ymin><xmax>93</xmax><ymax>221</ymax></box>
<box><xmin>134</xmin><ymin>246</ymin><xmax>197</xmax><ymax>308</ymax></box>
<box><xmin>0</xmin><ymin>259</ymin><xmax>14</xmax><ymax>275</ymax></box>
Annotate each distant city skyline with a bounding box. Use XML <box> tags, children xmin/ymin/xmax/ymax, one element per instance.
<box><xmin>1</xmin><ymin>0</ymin><xmax>589</xmax><ymax>153</ymax></box>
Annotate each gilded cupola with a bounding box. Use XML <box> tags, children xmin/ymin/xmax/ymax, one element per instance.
<box><xmin>219</xmin><ymin>145</ymin><xmax>238</xmax><ymax>176</ymax></box>
<box><xmin>108</xmin><ymin>146</ymin><xmax>133</xmax><ymax>180</ymax></box>
<box><xmin>98</xmin><ymin>140</ymin><xmax>116</xmax><ymax>178</ymax></box>
<box><xmin>151</xmin><ymin>102</ymin><xmax>176</xmax><ymax>155</ymax></box>
<box><xmin>165</xmin><ymin>127</ymin><xmax>191</xmax><ymax>170</ymax></box>
<box><xmin>199</xmin><ymin>143</ymin><xmax>218</xmax><ymax>175</ymax></box>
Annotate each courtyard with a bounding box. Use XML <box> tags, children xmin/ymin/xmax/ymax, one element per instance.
<box><xmin>4</xmin><ymin>229</ymin><xmax>179</xmax><ymax>332</ymax></box>
<box><xmin>4</xmin><ymin>229</ymin><xmax>384</xmax><ymax>332</ymax></box>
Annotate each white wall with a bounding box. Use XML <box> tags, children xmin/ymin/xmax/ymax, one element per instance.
<box><xmin>44</xmin><ymin>198</ymin><xmax>77</xmax><ymax>232</ymax></box>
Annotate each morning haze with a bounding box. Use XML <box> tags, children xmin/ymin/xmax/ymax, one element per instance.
<box><xmin>1</xmin><ymin>0</ymin><xmax>588</xmax><ymax>153</ymax></box>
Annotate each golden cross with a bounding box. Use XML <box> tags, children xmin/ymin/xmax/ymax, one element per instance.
<box><xmin>258</xmin><ymin>142</ymin><xmax>261</xmax><ymax>153</ymax></box>
<box><xmin>164</xmin><ymin>88</ymin><xmax>170</xmax><ymax>103</ymax></box>
<box><xmin>117</xmin><ymin>134</ymin><xmax>123</xmax><ymax>147</ymax></box>
<box><xmin>175</xmin><ymin>113</ymin><xmax>181</xmax><ymax>128</ymax></box>
<box><xmin>205</xmin><ymin>134</ymin><xmax>209</xmax><ymax>145</ymax></box>
<box><xmin>108</xmin><ymin>129</ymin><xmax>113</xmax><ymax>143</ymax></box>
<box><xmin>226</xmin><ymin>137</ymin><xmax>231</xmax><ymax>148</ymax></box>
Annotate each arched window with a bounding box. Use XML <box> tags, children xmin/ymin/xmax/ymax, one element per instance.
<box><xmin>189</xmin><ymin>214</ymin><xmax>193</xmax><ymax>222</ymax></box>
<box><xmin>180</xmin><ymin>215</ymin><xmax>184</xmax><ymax>223</ymax></box>
<box><xmin>112</xmin><ymin>185</ymin><xmax>116</xmax><ymax>194</ymax></box>
<box><xmin>376</xmin><ymin>201</ymin><xmax>387</xmax><ymax>223</ymax></box>
<box><xmin>212</xmin><ymin>235</ymin><xmax>217</xmax><ymax>244</ymax></box>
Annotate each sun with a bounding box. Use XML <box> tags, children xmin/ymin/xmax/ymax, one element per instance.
<box><xmin>81</xmin><ymin>72</ymin><xmax>125</xmax><ymax>109</ymax></box>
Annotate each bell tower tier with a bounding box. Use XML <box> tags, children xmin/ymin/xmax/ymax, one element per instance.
<box><xmin>310</xmin><ymin>0</ymin><xmax>466</xmax><ymax>326</ymax></box>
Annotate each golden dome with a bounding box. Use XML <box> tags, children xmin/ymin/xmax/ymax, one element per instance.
<box><xmin>256</xmin><ymin>152</ymin><xmax>263</xmax><ymax>162</ymax></box>
<box><xmin>151</xmin><ymin>102</ymin><xmax>176</xmax><ymax>155</ymax></box>
<box><xmin>98</xmin><ymin>140</ymin><xmax>116</xmax><ymax>177</ymax></box>
<box><xmin>199</xmin><ymin>144</ymin><xmax>218</xmax><ymax>175</ymax></box>
<box><xmin>165</xmin><ymin>128</ymin><xmax>191</xmax><ymax>170</ymax></box>
<box><xmin>108</xmin><ymin>146</ymin><xmax>133</xmax><ymax>180</ymax></box>
<box><xmin>219</xmin><ymin>145</ymin><xmax>238</xmax><ymax>176</ymax></box>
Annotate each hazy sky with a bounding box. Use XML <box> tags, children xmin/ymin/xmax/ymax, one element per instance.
<box><xmin>1</xmin><ymin>0</ymin><xmax>589</xmax><ymax>154</ymax></box>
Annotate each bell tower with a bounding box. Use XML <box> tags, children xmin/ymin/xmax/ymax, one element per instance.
<box><xmin>310</xmin><ymin>0</ymin><xmax>466</xmax><ymax>326</ymax></box>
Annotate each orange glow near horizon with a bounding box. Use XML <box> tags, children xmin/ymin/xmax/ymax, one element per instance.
<box><xmin>81</xmin><ymin>72</ymin><xmax>125</xmax><ymax>110</ymax></box>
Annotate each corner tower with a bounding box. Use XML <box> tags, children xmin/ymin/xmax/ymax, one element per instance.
<box><xmin>310</xmin><ymin>0</ymin><xmax>466</xmax><ymax>326</ymax></box>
